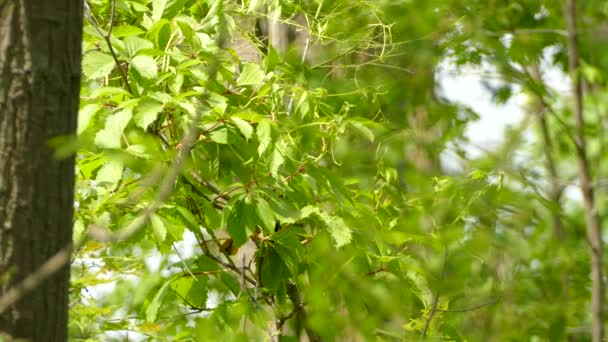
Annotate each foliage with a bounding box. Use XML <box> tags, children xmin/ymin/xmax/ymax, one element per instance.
<box><xmin>69</xmin><ymin>0</ymin><xmax>608</xmax><ymax>340</ymax></box>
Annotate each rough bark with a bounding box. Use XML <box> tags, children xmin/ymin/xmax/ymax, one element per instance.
<box><xmin>564</xmin><ymin>1</ymin><xmax>604</xmax><ymax>341</ymax></box>
<box><xmin>0</xmin><ymin>0</ymin><xmax>82</xmax><ymax>340</ymax></box>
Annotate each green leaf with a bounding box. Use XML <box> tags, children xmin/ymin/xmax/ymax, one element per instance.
<box><xmin>269</xmin><ymin>147</ymin><xmax>285</xmax><ymax>176</ymax></box>
<box><xmin>150</xmin><ymin>214</ymin><xmax>167</xmax><ymax>242</ymax></box>
<box><xmin>95</xmin><ymin>159</ymin><xmax>124</xmax><ymax>190</ymax></box>
<box><xmin>170</xmin><ymin>276</ymin><xmax>208</xmax><ymax>308</ymax></box>
<box><xmin>90</xmin><ymin>86</ymin><xmax>132</xmax><ymax>99</ymax></box>
<box><xmin>126</xmin><ymin>144</ymin><xmax>151</xmax><ymax>159</ymax></box>
<box><xmin>73</xmin><ymin>220</ymin><xmax>86</xmax><ymax>247</ymax></box>
<box><xmin>123</xmin><ymin>36</ymin><xmax>154</xmax><ymax>58</ymax></box>
<box><xmin>176</xmin><ymin>206</ymin><xmax>200</xmax><ymax>231</ymax></box>
<box><xmin>349</xmin><ymin>120</ymin><xmax>375</xmax><ymax>142</ymax></box>
<box><xmin>318</xmin><ymin>211</ymin><xmax>352</xmax><ymax>248</ymax></box>
<box><xmin>152</xmin><ymin>0</ymin><xmax>168</xmax><ymax>21</ymax></box>
<box><xmin>131</xmin><ymin>55</ymin><xmax>158</xmax><ymax>79</ymax></box>
<box><xmin>134</xmin><ymin>97</ymin><xmax>164</xmax><ymax>129</ymax></box>
<box><xmin>255</xmin><ymin>198</ymin><xmax>275</xmax><ymax>234</ymax></box>
<box><xmin>237</xmin><ymin>63</ymin><xmax>265</xmax><ymax>86</ymax></box>
<box><xmin>94</xmin><ymin>107</ymin><xmax>133</xmax><ymax>149</ymax></box>
<box><xmin>78</xmin><ymin>104</ymin><xmax>101</xmax><ymax>135</ymax></box>
<box><xmin>231</xmin><ymin>117</ymin><xmax>253</xmax><ymax>140</ymax></box>
<box><xmin>147</xmin><ymin>19</ymin><xmax>171</xmax><ymax>50</ymax></box>
<box><xmin>227</xmin><ymin>198</ymin><xmax>257</xmax><ymax>247</ymax></box>
<box><xmin>112</xmin><ymin>25</ymin><xmax>146</xmax><ymax>38</ymax></box>
<box><xmin>247</xmin><ymin>0</ymin><xmax>262</xmax><ymax>13</ymax></box>
<box><xmin>82</xmin><ymin>51</ymin><xmax>115</xmax><ymax>79</ymax></box>
<box><xmin>145</xmin><ymin>279</ymin><xmax>172</xmax><ymax>322</ymax></box>
<box><xmin>256</xmin><ymin>119</ymin><xmax>272</xmax><ymax>156</ymax></box>
<box><xmin>201</xmin><ymin>202</ymin><xmax>222</xmax><ymax>229</ymax></box>
<box><xmin>290</xmin><ymin>205</ymin><xmax>352</xmax><ymax>248</ymax></box>
<box><xmin>78</xmin><ymin>153</ymin><xmax>107</xmax><ymax>179</ymax></box>
<box><xmin>273</xmin><ymin>227</ymin><xmax>304</xmax><ymax>276</ymax></box>
<box><xmin>209</xmin><ymin>127</ymin><xmax>228</xmax><ymax>144</ymax></box>
<box><xmin>259</xmin><ymin>245</ymin><xmax>286</xmax><ymax>292</ymax></box>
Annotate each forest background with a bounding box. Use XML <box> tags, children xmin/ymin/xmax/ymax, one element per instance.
<box><xmin>2</xmin><ymin>0</ymin><xmax>608</xmax><ymax>341</ymax></box>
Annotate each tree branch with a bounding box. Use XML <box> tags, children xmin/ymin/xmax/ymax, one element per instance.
<box><xmin>564</xmin><ymin>1</ymin><xmax>604</xmax><ymax>341</ymax></box>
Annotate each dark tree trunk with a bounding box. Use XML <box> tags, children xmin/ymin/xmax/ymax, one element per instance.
<box><xmin>0</xmin><ymin>0</ymin><xmax>82</xmax><ymax>340</ymax></box>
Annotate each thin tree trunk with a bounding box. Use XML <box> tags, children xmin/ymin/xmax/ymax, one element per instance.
<box><xmin>529</xmin><ymin>64</ymin><xmax>565</xmax><ymax>240</ymax></box>
<box><xmin>0</xmin><ymin>0</ymin><xmax>83</xmax><ymax>340</ymax></box>
<box><xmin>564</xmin><ymin>1</ymin><xmax>604</xmax><ymax>341</ymax></box>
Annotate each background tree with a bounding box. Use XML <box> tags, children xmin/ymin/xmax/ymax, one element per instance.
<box><xmin>69</xmin><ymin>0</ymin><xmax>608</xmax><ymax>340</ymax></box>
<box><xmin>0</xmin><ymin>0</ymin><xmax>83</xmax><ymax>340</ymax></box>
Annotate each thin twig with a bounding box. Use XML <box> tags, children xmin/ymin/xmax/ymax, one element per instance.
<box><xmin>421</xmin><ymin>247</ymin><xmax>448</xmax><ymax>338</ymax></box>
<box><xmin>437</xmin><ymin>296</ymin><xmax>501</xmax><ymax>313</ymax></box>
<box><xmin>172</xmin><ymin>243</ymin><xmax>196</xmax><ymax>280</ymax></box>
<box><xmin>421</xmin><ymin>293</ymin><xmax>439</xmax><ymax>338</ymax></box>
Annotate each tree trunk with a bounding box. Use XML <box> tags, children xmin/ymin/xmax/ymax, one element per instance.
<box><xmin>564</xmin><ymin>1</ymin><xmax>604</xmax><ymax>341</ymax></box>
<box><xmin>0</xmin><ymin>0</ymin><xmax>82</xmax><ymax>340</ymax></box>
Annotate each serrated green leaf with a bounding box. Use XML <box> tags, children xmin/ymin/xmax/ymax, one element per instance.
<box><xmin>123</xmin><ymin>36</ymin><xmax>154</xmax><ymax>58</ymax></box>
<box><xmin>145</xmin><ymin>279</ymin><xmax>172</xmax><ymax>322</ymax></box>
<box><xmin>234</xmin><ymin>110</ymin><xmax>264</xmax><ymax>122</ymax></box>
<box><xmin>201</xmin><ymin>202</ymin><xmax>222</xmax><ymax>229</ymax></box>
<box><xmin>94</xmin><ymin>107</ymin><xmax>133</xmax><ymax>149</ymax></box>
<box><xmin>82</xmin><ymin>51</ymin><xmax>115</xmax><ymax>79</ymax></box>
<box><xmin>134</xmin><ymin>98</ymin><xmax>163</xmax><ymax>129</ymax></box>
<box><xmin>176</xmin><ymin>206</ymin><xmax>199</xmax><ymax>231</ymax></box>
<box><xmin>255</xmin><ymin>198</ymin><xmax>275</xmax><ymax>234</ymax></box>
<box><xmin>288</xmin><ymin>205</ymin><xmax>352</xmax><ymax>248</ymax></box>
<box><xmin>170</xmin><ymin>276</ymin><xmax>208</xmax><ymax>308</ymax></box>
<box><xmin>273</xmin><ymin>228</ymin><xmax>304</xmax><ymax>276</ymax></box>
<box><xmin>112</xmin><ymin>25</ymin><xmax>146</xmax><ymax>38</ymax></box>
<box><xmin>259</xmin><ymin>246</ymin><xmax>286</xmax><ymax>291</ymax></box>
<box><xmin>90</xmin><ymin>86</ymin><xmax>133</xmax><ymax>99</ymax></box>
<box><xmin>318</xmin><ymin>211</ymin><xmax>352</xmax><ymax>248</ymax></box>
<box><xmin>256</xmin><ymin>119</ymin><xmax>272</xmax><ymax>156</ymax></box>
<box><xmin>95</xmin><ymin>159</ymin><xmax>124</xmax><ymax>190</ymax></box>
<box><xmin>231</xmin><ymin>117</ymin><xmax>253</xmax><ymax>140</ymax></box>
<box><xmin>209</xmin><ymin>127</ymin><xmax>228</xmax><ymax>144</ymax></box>
<box><xmin>237</xmin><ymin>63</ymin><xmax>265</xmax><ymax>86</ymax></box>
<box><xmin>150</xmin><ymin>214</ymin><xmax>167</xmax><ymax>242</ymax></box>
<box><xmin>227</xmin><ymin>199</ymin><xmax>257</xmax><ymax>247</ymax></box>
<box><xmin>296</xmin><ymin>91</ymin><xmax>311</xmax><ymax>117</ymax></box>
<box><xmin>78</xmin><ymin>104</ymin><xmax>101</xmax><ymax>135</ymax></box>
<box><xmin>131</xmin><ymin>55</ymin><xmax>158</xmax><ymax>79</ymax></box>
<box><xmin>148</xmin><ymin>19</ymin><xmax>171</xmax><ymax>50</ymax></box>
<box><xmin>270</xmin><ymin>147</ymin><xmax>285</xmax><ymax>176</ymax></box>
<box><xmin>78</xmin><ymin>153</ymin><xmax>107</xmax><ymax>179</ymax></box>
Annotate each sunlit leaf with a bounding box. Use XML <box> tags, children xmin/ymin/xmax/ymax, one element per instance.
<box><xmin>131</xmin><ymin>55</ymin><xmax>158</xmax><ymax>79</ymax></box>
<box><xmin>237</xmin><ymin>63</ymin><xmax>265</xmax><ymax>86</ymax></box>
<box><xmin>231</xmin><ymin>117</ymin><xmax>253</xmax><ymax>140</ymax></box>
<box><xmin>82</xmin><ymin>51</ymin><xmax>115</xmax><ymax>79</ymax></box>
